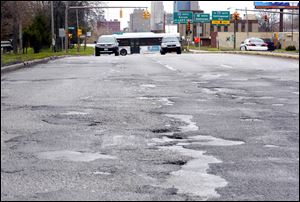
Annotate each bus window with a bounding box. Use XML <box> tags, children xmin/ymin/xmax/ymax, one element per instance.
<box><xmin>118</xmin><ymin>38</ymin><xmax>130</xmax><ymax>46</ymax></box>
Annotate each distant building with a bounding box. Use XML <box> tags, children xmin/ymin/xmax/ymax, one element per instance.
<box><xmin>96</xmin><ymin>19</ymin><xmax>121</xmax><ymax>35</ymax></box>
<box><xmin>151</xmin><ymin>1</ymin><xmax>164</xmax><ymax>31</ymax></box>
<box><xmin>129</xmin><ymin>9</ymin><xmax>150</xmax><ymax>32</ymax></box>
<box><xmin>173</xmin><ymin>1</ymin><xmax>198</xmax><ymax>12</ymax></box>
<box><xmin>165</xmin><ymin>13</ymin><xmax>173</xmax><ymax>25</ymax></box>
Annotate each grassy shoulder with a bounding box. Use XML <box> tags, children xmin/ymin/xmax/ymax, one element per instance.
<box><xmin>273</xmin><ymin>49</ymin><xmax>299</xmax><ymax>53</ymax></box>
<box><xmin>1</xmin><ymin>46</ymin><xmax>94</xmax><ymax>67</ymax></box>
<box><xmin>188</xmin><ymin>45</ymin><xmax>220</xmax><ymax>51</ymax></box>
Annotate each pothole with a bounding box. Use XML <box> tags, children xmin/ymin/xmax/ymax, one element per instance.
<box><xmin>150</xmin><ymin>114</ymin><xmax>245</xmax><ymax>200</ymax></box>
<box><xmin>140</xmin><ymin>84</ymin><xmax>156</xmax><ymax>88</ymax></box>
<box><xmin>163</xmin><ymin>160</ymin><xmax>187</xmax><ymax>166</ymax></box>
<box><xmin>151</xmin><ymin>128</ymin><xmax>173</xmax><ymax>133</ymax></box>
<box><xmin>240</xmin><ymin>117</ymin><xmax>263</xmax><ymax>122</ymax></box>
<box><xmin>36</xmin><ymin>150</ymin><xmax>117</xmax><ymax>162</ymax></box>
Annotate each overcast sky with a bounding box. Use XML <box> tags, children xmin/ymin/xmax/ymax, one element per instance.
<box><xmin>103</xmin><ymin>1</ymin><xmax>298</xmax><ymax>29</ymax></box>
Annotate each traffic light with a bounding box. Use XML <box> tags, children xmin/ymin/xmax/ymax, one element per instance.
<box><xmin>120</xmin><ymin>8</ymin><xmax>123</xmax><ymax>18</ymax></box>
<box><xmin>186</xmin><ymin>19</ymin><xmax>191</xmax><ymax>34</ymax></box>
<box><xmin>264</xmin><ymin>15</ymin><xmax>268</xmax><ymax>22</ymax></box>
<box><xmin>77</xmin><ymin>29</ymin><xmax>82</xmax><ymax>36</ymax></box>
<box><xmin>143</xmin><ymin>10</ymin><xmax>150</xmax><ymax>19</ymax></box>
<box><xmin>232</xmin><ymin>12</ymin><xmax>240</xmax><ymax>21</ymax></box>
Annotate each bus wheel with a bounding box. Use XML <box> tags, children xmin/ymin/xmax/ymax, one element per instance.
<box><xmin>120</xmin><ymin>49</ymin><xmax>127</xmax><ymax>56</ymax></box>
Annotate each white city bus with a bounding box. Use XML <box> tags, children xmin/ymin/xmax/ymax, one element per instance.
<box><xmin>110</xmin><ymin>32</ymin><xmax>180</xmax><ymax>56</ymax></box>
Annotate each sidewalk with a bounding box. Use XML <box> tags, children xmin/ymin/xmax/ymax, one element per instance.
<box><xmin>189</xmin><ymin>49</ymin><xmax>299</xmax><ymax>59</ymax></box>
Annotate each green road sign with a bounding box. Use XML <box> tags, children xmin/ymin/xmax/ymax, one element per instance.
<box><xmin>194</xmin><ymin>13</ymin><xmax>210</xmax><ymax>23</ymax></box>
<box><xmin>68</xmin><ymin>26</ymin><xmax>75</xmax><ymax>30</ymax></box>
<box><xmin>212</xmin><ymin>11</ymin><xmax>230</xmax><ymax>25</ymax></box>
<box><xmin>173</xmin><ymin>12</ymin><xmax>193</xmax><ymax>24</ymax></box>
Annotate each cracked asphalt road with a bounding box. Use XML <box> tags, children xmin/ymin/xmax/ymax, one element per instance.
<box><xmin>1</xmin><ymin>53</ymin><xmax>299</xmax><ymax>201</ymax></box>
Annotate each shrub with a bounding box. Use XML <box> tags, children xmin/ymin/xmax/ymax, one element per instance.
<box><xmin>285</xmin><ymin>45</ymin><xmax>296</xmax><ymax>51</ymax></box>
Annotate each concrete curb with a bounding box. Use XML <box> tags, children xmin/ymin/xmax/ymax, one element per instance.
<box><xmin>1</xmin><ymin>55</ymin><xmax>70</xmax><ymax>74</ymax></box>
<box><xmin>189</xmin><ymin>49</ymin><xmax>299</xmax><ymax>59</ymax></box>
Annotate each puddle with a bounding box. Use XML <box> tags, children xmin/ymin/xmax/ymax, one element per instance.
<box><xmin>264</xmin><ymin>145</ymin><xmax>280</xmax><ymax>148</ymax></box>
<box><xmin>151</xmin><ymin>114</ymin><xmax>244</xmax><ymax>199</ymax></box>
<box><xmin>140</xmin><ymin>84</ymin><xmax>156</xmax><ymax>88</ymax></box>
<box><xmin>165</xmin><ymin>114</ymin><xmax>199</xmax><ymax>133</ymax></box>
<box><xmin>159</xmin><ymin>145</ymin><xmax>228</xmax><ymax>200</ymax></box>
<box><xmin>240</xmin><ymin>117</ymin><xmax>262</xmax><ymax>122</ymax></box>
<box><xmin>272</xmin><ymin>104</ymin><xmax>284</xmax><ymax>107</ymax></box>
<box><xmin>137</xmin><ymin>97</ymin><xmax>155</xmax><ymax>100</ymax></box>
<box><xmin>243</xmin><ymin>102</ymin><xmax>257</xmax><ymax>105</ymax></box>
<box><xmin>158</xmin><ymin>98</ymin><xmax>174</xmax><ymax>106</ymax></box>
<box><xmin>37</xmin><ymin>150</ymin><xmax>117</xmax><ymax>162</ymax></box>
<box><xmin>201</xmin><ymin>73</ymin><xmax>227</xmax><ymax>80</ymax></box>
<box><xmin>60</xmin><ymin>111</ymin><xmax>88</xmax><ymax>115</ymax></box>
<box><xmin>189</xmin><ymin>135</ymin><xmax>244</xmax><ymax>146</ymax></box>
<box><xmin>93</xmin><ymin>171</ymin><xmax>112</xmax><ymax>175</ymax></box>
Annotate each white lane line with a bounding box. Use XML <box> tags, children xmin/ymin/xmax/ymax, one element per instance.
<box><xmin>220</xmin><ymin>64</ymin><xmax>233</xmax><ymax>68</ymax></box>
<box><xmin>164</xmin><ymin>64</ymin><xmax>177</xmax><ymax>71</ymax></box>
<box><xmin>155</xmin><ymin>60</ymin><xmax>177</xmax><ymax>71</ymax></box>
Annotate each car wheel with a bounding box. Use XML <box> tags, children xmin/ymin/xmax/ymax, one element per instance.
<box><xmin>95</xmin><ymin>49</ymin><xmax>100</xmax><ymax>56</ymax></box>
<box><xmin>160</xmin><ymin>51</ymin><xmax>165</xmax><ymax>55</ymax></box>
<box><xmin>241</xmin><ymin>46</ymin><xmax>247</xmax><ymax>51</ymax></box>
<box><xmin>120</xmin><ymin>49</ymin><xmax>127</xmax><ymax>56</ymax></box>
<box><xmin>115</xmin><ymin>51</ymin><xmax>119</xmax><ymax>56</ymax></box>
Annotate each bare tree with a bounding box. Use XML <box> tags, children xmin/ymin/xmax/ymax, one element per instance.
<box><xmin>283</xmin><ymin>9</ymin><xmax>299</xmax><ymax>32</ymax></box>
<box><xmin>256</xmin><ymin>11</ymin><xmax>279</xmax><ymax>32</ymax></box>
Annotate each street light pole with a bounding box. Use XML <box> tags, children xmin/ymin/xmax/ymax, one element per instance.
<box><xmin>51</xmin><ymin>1</ymin><xmax>55</xmax><ymax>52</ymax></box>
<box><xmin>245</xmin><ymin>7</ymin><xmax>249</xmax><ymax>38</ymax></box>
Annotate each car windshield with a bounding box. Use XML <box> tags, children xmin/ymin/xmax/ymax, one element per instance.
<box><xmin>98</xmin><ymin>37</ymin><xmax>116</xmax><ymax>43</ymax></box>
<box><xmin>162</xmin><ymin>37</ymin><xmax>179</xmax><ymax>43</ymax></box>
<box><xmin>249</xmin><ymin>38</ymin><xmax>264</xmax><ymax>43</ymax></box>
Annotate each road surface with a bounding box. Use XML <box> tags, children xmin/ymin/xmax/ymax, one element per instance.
<box><xmin>1</xmin><ymin>53</ymin><xmax>299</xmax><ymax>201</ymax></box>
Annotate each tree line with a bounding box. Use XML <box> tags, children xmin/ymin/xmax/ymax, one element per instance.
<box><xmin>1</xmin><ymin>1</ymin><xmax>105</xmax><ymax>53</ymax></box>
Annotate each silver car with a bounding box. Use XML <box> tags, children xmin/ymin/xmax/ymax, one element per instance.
<box><xmin>160</xmin><ymin>37</ymin><xmax>182</xmax><ymax>55</ymax></box>
<box><xmin>240</xmin><ymin>38</ymin><xmax>268</xmax><ymax>51</ymax></box>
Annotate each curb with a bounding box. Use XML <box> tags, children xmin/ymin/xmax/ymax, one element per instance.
<box><xmin>189</xmin><ymin>49</ymin><xmax>299</xmax><ymax>59</ymax></box>
<box><xmin>1</xmin><ymin>55</ymin><xmax>70</xmax><ymax>74</ymax></box>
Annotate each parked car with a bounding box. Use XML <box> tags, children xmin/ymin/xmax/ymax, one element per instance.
<box><xmin>261</xmin><ymin>38</ymin><xmax>275</xmax><ymax>51</ymax></box>
<box><xmin>240</xmin><ymin>38</ymin><xmax>268</xmax><ymax>51</ymax></box>
<box><xmin>94</xmin><ymin>35</ymin><xmax>119</xmax><ymax>56</ymax></box>
<box><xmin>160</xmin><ymin>36</ymin><xmax>182</xmax><ymax>55</ymax></box>
<box><xmin>1</xmin><ymin>39</ymin><xmax>13</xmax><ymax>53</ymax></box>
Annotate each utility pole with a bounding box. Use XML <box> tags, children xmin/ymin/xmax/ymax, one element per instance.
<box><xmin>291</xmin><ymin>9</ymin><xmax>294</xmax><ymax>41</ymax></box>
<box><xmin>51</xmin><ymin>1</ymin><xmax>55</xmax><ymax>52</ymax></box>
<box><xmin>65</xmin><ymin>2</ymin><xmax>68</xmax><ymax>53</ymax></box>
<box><xmin>245</xmin><ymin>7</ymin><xmax>249</xmax><ymax>38</ymax></box>
<box><xmin>76</xmin><ymin>9</ymin><xmax>80</xmax><ymax>52</ymax></box>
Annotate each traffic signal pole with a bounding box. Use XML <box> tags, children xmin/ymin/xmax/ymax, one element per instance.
<box><xmin>234</xmin><ymin>19</ymin><xmax>236</xmax><ymax>50</ymax></box>
<box><xmin>65</xmin><ymin>6</ymin><xmax>148</xmax><ymax>53</ymax></box>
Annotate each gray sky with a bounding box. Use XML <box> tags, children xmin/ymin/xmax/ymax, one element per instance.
<box><xmin>104</xmin><ymin>1</ymin><xmax>298</xmax><ymax>29</ymax></box>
